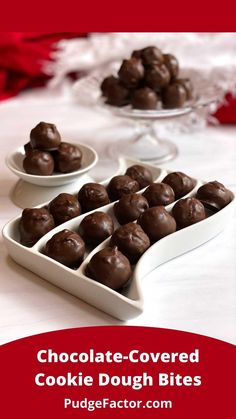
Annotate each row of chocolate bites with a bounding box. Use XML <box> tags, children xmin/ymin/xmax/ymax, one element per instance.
<box><xmin>18</xmin><ymin>165</ymin><xmax>233</xmax><ymax>291</ymax></box>
<box><xmin>23</xmin><ymin>122</ymin><xmax>83</xmax><ymax>176</ymax></box>
<box><xmin>100</xmin><ymin>46</ymin><xmax>193</xmax><ymax>110</ymax></box>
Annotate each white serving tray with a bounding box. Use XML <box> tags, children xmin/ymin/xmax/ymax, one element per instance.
<box><xmin>2</xmin><ymin>157</ymin><xmax>234</xmax><ymax>321</ymax></box>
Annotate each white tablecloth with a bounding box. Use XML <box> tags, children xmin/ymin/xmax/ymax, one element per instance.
<box><xmin>0</xmin><ymin>86</ymin><xmax>236</xmax><ymax>345</ymax></box>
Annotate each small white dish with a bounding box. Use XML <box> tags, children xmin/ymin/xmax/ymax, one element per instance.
<box><xmin>6</xmin><ymin>142</ymin><xmax>98</xmax><ymax>187</ymax></box>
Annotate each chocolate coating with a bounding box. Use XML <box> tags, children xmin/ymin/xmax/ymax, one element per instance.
<box><xmin>30</xmin><ymin>122</ymin><xmax>61</xmax><ymax>150</ymax></box>
<box><xmin>79</xmin><ymin>211</ymin><xmax>114</xmax><ymax>246</ymax></box>
<box><xmin>110</xmin><ymin>222</ymin><xmax>150</xmax><ymax>264</ymax></box>
<box><xmin>172</xmin><ymin>197</ymin><xmax>206</xmax><ymax>228</ymax></box>
<box><xmin>24</xmin><ymin>142</ymin><xmax>33</xmax><ymax>156</ymax></box>
<box><xmin>23</xmin><ymin>150</ymin><xmax>54</xmax><ymax>176</ymax></box>
<box><xmin>118</xmin><ymin>58</ymin><xmax>144</xmax><ymax>88</ymax></box>
<box><xmin>163</xmin><ymin>54</ymin><xmax>179</xmax><ymax>78</ymax></box>
<box><xmin>175</xmin><ymin>78</ymin><xmax>193</xmax><ymax>100</ymax></box>
<box><xmin>143</xmin><ymin>183</ymin><xmax>175</xmax><ymax>207</ymax></box>
<box><xmin>131</xmin><ymin>87</ymin><xmax>158</xmax><ymax>110</ymax></box>
<box><xmin>49</xmin><ymin>193</ymin><xmax>81</xmax><ymax>225</ymax></box>
<box><xmin>78</xmin><ymin>183</ymin><xmax>110</xmax><ymax>212</ymax></box>
<box><xmin>138</xmin><ymin>206</ymin><xmax>176</xmax><ymax>242</ymax></box>
<box><xmin>54</xmin><ymin>142</ymin><xmax>82</xmax><ymax>173</ymax></box>
<box><xmin>101</xmin><ymin>75</ymin><xmax>117</xmax><ymax>96</ymax></box>
<box><xmin>140</xmin><ymin>46</ymin><xmax>164</xmax><ymax>65</ymax></box>
<box><xmin>19</xmin><ymin>208</ymin><xmax>55</xmax><ymax>246</ymax></box>
<box><xmin>162</xmin><ymin>172</ymin><xmax>195</xmax><ymax>199</ymax></box>
<box><xmin>196</xmin><ymin>181</ymin><xmax>233</xmax><ymax>211</ymax></box>
<box><xmin>44</xmin><ymin>229</ymin><xmax>85</xmax><ymax>268</ymax></box>
<box><xmin>107</xmin><ymin>175</ymin><xmax>140</xmax><ymax>201</ymax></box>
<box><xmin>114</xmin><ymin>193</ymin><xmax>149</xmax><ymax>225</ymax></box>
<box><xmin>85</xmin><ymin>246</ymin><xmax>132</xmax><ymax>290</ymax></box>
<box><xmin>162</xmin><ymin>82</ymin><xmax>187</xmax><ymax>108</ymax></box>
<box><xmin>105</xmin><ymin>77</ymin><xmax>130</xmax><ymax>107</ymax></box>
<box><xmin>125</xmin><ymin>165</ymin><xmax>153</xmax><ymax>189</ymax></box>
<box><xmin>145</xmin><ymin>63</ymin><xmax>170</xmax><ymax>90</ymax></box>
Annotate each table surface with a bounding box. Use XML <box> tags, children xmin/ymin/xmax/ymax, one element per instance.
<box><xmin>1</xmin><ymin>86</ymin><xmax>236</xmax><ymax>345</ymax></box>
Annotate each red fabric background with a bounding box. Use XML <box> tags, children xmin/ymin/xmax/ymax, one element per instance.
<box><xmin>0</xmin><ymin>32</ymin><xmax>86</xmax><ymax>100</ymax></box>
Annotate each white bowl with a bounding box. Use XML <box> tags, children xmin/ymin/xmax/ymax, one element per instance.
<box><xmin>6</xmin><ymin>142</ymin><xmax>98</xmax><ymax>187</ymax></box>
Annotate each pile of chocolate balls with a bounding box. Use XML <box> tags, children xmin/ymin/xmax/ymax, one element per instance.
<box><xmin>101</xmin><ymin>45</ymin><xmax>193</xmax><ymax>110</ymax></box>
<box><xmin>23</xmin><ymin>122</ymin><xmax>82</xmax><ymax>176</ymax></box>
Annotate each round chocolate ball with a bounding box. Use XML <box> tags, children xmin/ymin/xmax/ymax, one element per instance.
<box><xmin>162</xmin><ymin>82</ymin><xmax>187</xmax><ymax>108</ymax></box>
<box><xmin>110</xmin><ymin>222</ymin><xmax>150</xmax><ymax>264</ymax></box>
<box><xmin>172</xmin><ymin>197</ymin><xmax>206</xmax><ymax>228</ymax></box>
<box><xmin>118</xmin><ymin>58</ymin><xmax>144</xmax><ymax>88</ymax></box>
<box><xmin>196</xmin><ymin>181</ymin><xmax>233</xmax><ymax>211</ymax></box>
<box><xmin>79</xmin><ymin>211</ymin><xmax>114</xmax><ymax>246</ymax></box>
<box><xmin>163</xmin><ymin>54</ymin><xmax>179</xmax><ymax>78</ymax></box>
<box><xmin>54</xmin><ymin>142</ymin><xmax>82</xmax><ymax>173</ymax></box>
<box><xmin>23</xmin><ymin>150</ymin><xmax>54</xmax><ymax>176</ymax></box>
<box><xmin>19</xmin><ymin>208</ymin><xmax>55</xmax><ymax>246</ymax></box>
<box><xmin>107</xmin><ymin>175</ymin><xmax>140</xmax><ymax>201</ymax></box>
<box><xmin>140</xmin><ymin>46</ymin><xmax>164</xmax><ymax>65</ymax></box>
<box><xmin>143</xmin><ymin>183</ymin><xmax>175</xmax><ymax>207</ymax></box>
<box><xmin>131</xmin><ymin>87</ymin><xmax>158</xmax><ymax>110</ymax></box>
<box><xmin>175</xmin><ymin>78</ymin><xmax>193</xmax><ymax>100</ymax></box>
<box><xmin>101</xmin><ymin>75</ymin><xmax>117</xmax><ymax>96</ymax></box>
<box><xmin>30</xmin><ymin>122</ymin><xmax>61</xmax><ymax>150</ymax></box>
<box><xmin>138</xmin><ymin>206</ymin><xmax>176</xmax><ymax>242</ymax></box>
<box><xmin>44</xmin><ymin>229</ymin><xmax>85</xmax><ymax>268</ymax></box>
<box><xmin>125</xmin><ymin>165</ymin><xmax>153</xmax><ymax>189</ymax></box>
<box><xmin>162</xmin><ymin>172</ymin><xmax>195</xmax><ymax>199</ymax></box>
<box><xmin>114</xmin><ymin>193</ymin><xmax>149</xmax><ymax>225</ymax></box>
<box><xmin>24</xmin><ymin>142</ymin><xmax>33</xmax><ymax>156</ymax></box>
<box><xmin>78</xmin><ymin>183</ymin><xmax>110</xmax><ymax>212</ymax></box>
<box><xmin>48</xmin><ymin>193</ymin><xmax>81</xmax><ymax>225</ymax></box>
<box><xmin>105</xmin><ymin>77</ymin><xmax>130</xmax><ymax>107</ymax></box>
<box><xmin>85</xmin><ymin>246</ymin><xmax>132</xmax><ymax>290</ymax></box>
<box><xmin>145</xmin><ymin>63</ymin><xmax>171</xmax><ymax>90</ymax></box>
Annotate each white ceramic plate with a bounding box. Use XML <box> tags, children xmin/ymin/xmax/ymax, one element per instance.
<box><xmin>6</xmin><ymin>142</ymin><xmax>98</xmax><ymax>187</ymax></box>
<box><xmin>2</xmin><ymin>157</ymin><xmax>234</xmax><ymax>320</ymax></box>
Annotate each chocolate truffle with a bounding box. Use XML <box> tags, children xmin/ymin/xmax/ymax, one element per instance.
<box><xmin>85</xmin><ymin>246</ymin><xmax>132</xmax><ymax>290</ymax></box>
<box><xmin>138</xmin><ymin>206</ymin><xmax>176</xmax><ymax>242</ymax></box>
<box><xmin>163</xmin><ymin>54</ymin><xmax>179</xmax><ymax>78</ymax></box>
<box><xmin>107</xmin><ymin>175</ymin><xmax>140</xmax><ymax>201</ymax></box>
<box><xmin>30</xmin><ymin>122</ymin><xmax>61</xmax><ymax>150</ymax></box>
<box><xmin>145</xmin><ymin>63</ymin><xmax>170</xmax><ymax>90</ymax></box>
<box><xmin>172</xmin><ymin>197</ymin><xmax>206</xmax><ymax>228</ymax></box>
<box><xmin>19</xmin><ymin>208</ymin><xmax>55</xmax><ymax>246</ymax></box>
<box><xmin>143</xmin><ymin>183</ymin><xmax>175</xmax><ymax>207</ymax></box>
<box><xmin>118</xmin><ymin>58</ymin><xmax>144</xmax><ymax>88</ymax></box>
<box><xmin>110</xmin><ymin>222</ymin><xmax>150</xmax><ymax>264</ymax></box>
<box><xmin>23</xmin><ymin>150</ymin><xmax>54</xmax><ymax>176</ymax></box>
<box><xmin>162</xmin><ymin>172</ymin><xmax>195</xmax><ymax>199</ymax></box>
<box><xmin>125</xmin><ymin>165</ymin><xmax>153</xmax><ymax>189</ymax></box>
<box><xmin>162</xmin><ymin>82</ymin><xmax>187</xmax><ymax>108</ymax></box>
<box><xmin>114</xmin><ymin>193</ymin><xmax>149</xmax><ymax>225</ymax></box>
<box><xmin>196</xmin><ymin>181</ymin><xmax>233</xmax><ymax>211</ymax></box>
<box><xmin>44</xmin><ymin>229</ymin><xmax>85</xmax><ymax>268</ymax></box>
<box><xmin>105</xmin><ymin>77</ymin><xmax>130</xmax><ymax>107</ymax></box>
<box><xmin>175</xmin><ymin>78</ymin><xmax>193</xmax><ymax>100</ymax></box>
<box><xmin>131</xmin><ymin>87</ymin><xmax>158</xmax><ymax>110</ymax></box>
<box><xmin>139</xmin><ymin>46</ymin><xmax>164</xmax><ymax>65</ymax></box>
<box><xmin>78</xmin><ymin>183</ymin><xmax>110</xmax><ymax>212</ymax></box>
<box><xmin>101</xmin><ymin>75</ymin><xmax>117</xmax><ymax>96</ymax></box>
<box><xmin>48</xmin><ymin>193</ymin><xmax>81</xmax><ymax>225</ymax></box>
<box><xmin>54</xmin><ymin>142</ymin><xmax>82</xmax><ymax>173</ymax></box>
<box><xmin>79</xmin><ymin>211</ymin><xmax>114</xmax><ymax>246</ymax></box>
<box><xmin>24</xmin><ymin>142</ymin><xmax>33</xmax><ymax>156</ymax></box>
